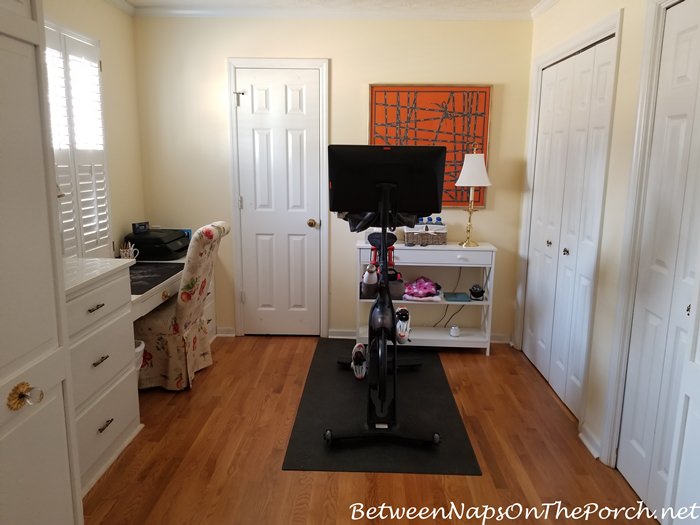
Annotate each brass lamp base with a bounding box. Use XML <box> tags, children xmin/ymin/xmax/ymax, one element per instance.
<box><xmin>461</xmin><ymin>205</ymin><xmax>479</xmax><ymax>248</ymax></box>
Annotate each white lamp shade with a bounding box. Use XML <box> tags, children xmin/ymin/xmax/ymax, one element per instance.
<box><xmin>455</xmin><ymin>153</ymin><xmax>491</xmax><ymax>187</ymax></box>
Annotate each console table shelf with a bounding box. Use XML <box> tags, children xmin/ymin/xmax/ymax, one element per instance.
<box><xmin>356</xmin><ymin>241</ymin><xmax>496</xmax><ymax>354</ymax></box>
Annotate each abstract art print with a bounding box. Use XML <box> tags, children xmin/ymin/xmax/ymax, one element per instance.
<box><xmin>370</xmin><ymin>85</ymin><xmax>491</xmax><ymax>207</ymax></box>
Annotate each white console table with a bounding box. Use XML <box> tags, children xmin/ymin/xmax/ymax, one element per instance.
<box><xmin>356</xmin><ymin>241</ymin><xmax>496</xmax><ymax>354</ymax></box>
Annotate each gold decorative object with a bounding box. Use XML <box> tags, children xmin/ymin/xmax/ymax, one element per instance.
<box><xmin>6</xmin><ymin>381</ymin><xmax>44</xmax><ymax>411</ymax></box>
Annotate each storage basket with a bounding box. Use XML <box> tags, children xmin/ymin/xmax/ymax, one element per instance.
<box><xmin>404</xmin><ymin>225</ymin><xmax>447</xmax><ymax>246</ymax></box>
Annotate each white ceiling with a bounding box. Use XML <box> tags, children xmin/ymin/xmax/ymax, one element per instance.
<box><xmin>116</xmin><ymin>0</ymin><xmax>550</xmax><ymax>19</ymax></box>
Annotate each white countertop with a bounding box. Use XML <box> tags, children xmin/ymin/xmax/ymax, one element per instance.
<box><xmin>63</xmin><ymin>257</ymin><xmax>135</xmax><ymax>296</ymax></box>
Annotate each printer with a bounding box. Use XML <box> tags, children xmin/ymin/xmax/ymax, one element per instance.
<box><xmin>125</xmin><ymin>229</ymin><xmax>190</xmax><ymax>261</ymax></box>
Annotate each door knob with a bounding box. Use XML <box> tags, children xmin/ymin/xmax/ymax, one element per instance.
<box><xmin>6</xmin><ymin>381</ymin><xmax>44</xmax><ymax>411</ymax></box>
<box><xmin>546</xmin><ymin>240</ymin><xmax>552</xmax><ymax>247</ymax></box>
<box><xmin>307</xmin><ymin>218</ymin><xmax>318</xmax><ymax>228</ymax></box>
<box><xmin>563</xmin><ymin>248</ymin><xmax>570</xmax><ymax>256</ymax></box>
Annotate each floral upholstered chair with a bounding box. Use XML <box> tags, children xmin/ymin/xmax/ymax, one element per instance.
<box><xmin>135</xmin><ymin>221</ymin><xmax>230</xmax><ymax>390</ymax></box>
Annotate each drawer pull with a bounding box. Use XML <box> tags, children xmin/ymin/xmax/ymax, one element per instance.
<box><xmin>97</xmin><ymin>418</ymin><xmax>115</xmax><ymax>434</ymax></box>
<box><xmin>161</xmin><ymin>290</ymin><xmax>169</xmax><ymax>301</ymax></box>
<box><xmin>87</xmin><ymin>303</ymin><xmax>105</xmax><ymax>314</ymax></box>
<box><xmin>6</xmin><ymin>382</ymin><xmax>44</xmax><ymax>411</ymax></box>
<box><xmin>92</xmin><ymin>355</ymin><xmax>110</xmax><ymax>367</ymax></box>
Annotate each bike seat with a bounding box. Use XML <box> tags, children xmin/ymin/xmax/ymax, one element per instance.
<box><xmin>367</xmin><ymin>232</ymin><xmax>397</xmax><ymax>248</ymax></box>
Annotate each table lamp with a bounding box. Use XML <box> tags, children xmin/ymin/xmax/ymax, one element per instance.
<box><xmin>455</xmin><ymin>153</ymin><xmax>491</xmax><ymax>247</ymax></box>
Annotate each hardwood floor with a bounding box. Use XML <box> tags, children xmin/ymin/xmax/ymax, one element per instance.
<box><xmin>83</xmin><ymin>337</ymin><xmax>654</xmax><ymax>524</ymax></box>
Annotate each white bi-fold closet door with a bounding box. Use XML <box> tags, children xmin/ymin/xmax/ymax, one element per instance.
<box><xmin>523</xmin><ymin>36</ymin><xmax>616</xmax><ymax>418</ymax></box>
<box><xmin>617</xmin><ymin>0</ymin><xmax>700</xmax><ymax>516</ymax></box>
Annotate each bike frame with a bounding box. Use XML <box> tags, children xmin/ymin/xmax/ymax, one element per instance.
<box><xmin>367</xmin><ymin>183</ymin><xmax>398</xmax><ymax>429</ymax></box>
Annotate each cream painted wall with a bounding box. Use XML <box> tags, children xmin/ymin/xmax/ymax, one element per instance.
<box><xmin>44</xmin><ymin>0</ymin><xmax>145</xmax><ymax>249</ymax></box>
<box><xmin>133</xmin><ymin>16</ymin><xmax>532</xmax><ymax>339</ymax></box>
<box><xmin>531</xmin><ymin>0</ymin><xmax>650</xmax><ymax>448</ymax></box>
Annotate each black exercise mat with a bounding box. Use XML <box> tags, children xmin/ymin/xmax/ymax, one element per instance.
<box><xmin>129</xmin><ymin>262</ymin><xmax>184</xmax><ymax>295</ymax></box>
<box><xmin>282</xmin><ymin>338</ymin><xmax>481</xmax><ymax>475</ymax></box>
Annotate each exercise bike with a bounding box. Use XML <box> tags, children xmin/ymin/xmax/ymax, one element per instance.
<box><xmin>324</xmin><ymin>182</ymin><xmax>440</xmax><ymax>447</ymax></box>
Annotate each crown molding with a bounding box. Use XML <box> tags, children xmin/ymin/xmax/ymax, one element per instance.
<box><xmin>103</xmin><ymin>0</ymin><xmax>136</xmax><ymax>15</ymax></box>
<box><xmin>131</xmin><ymin>6</ymin><xmax>534</xmax><ymax>20</ymax></box>
<box><xmin>530</xmin><ymin>0</ymin><xmax>559</xmax><ymax>18</ymax></box>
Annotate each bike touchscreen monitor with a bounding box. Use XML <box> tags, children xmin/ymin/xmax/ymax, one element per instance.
<box><xmin>328</xmin><ymin>144</ymin><xmax>446</xmax><ymax>216</ymax></box>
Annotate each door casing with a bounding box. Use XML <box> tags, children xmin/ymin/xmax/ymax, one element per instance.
<box><xmin>228</xmin><ymin>58</ymin><xmax>329</xmax><ymax>337</ymax></box>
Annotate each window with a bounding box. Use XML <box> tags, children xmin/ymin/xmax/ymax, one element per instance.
<box><xmin>45</xmin><ymin>25</ymin><xmax>111</xmax><ymax>258</ymax></box>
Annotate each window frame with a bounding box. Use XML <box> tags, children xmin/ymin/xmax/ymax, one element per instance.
<box><xmin>45</xmin><ymin>22</ymin><xmax>112</xmax><ymax>259</ymax></box>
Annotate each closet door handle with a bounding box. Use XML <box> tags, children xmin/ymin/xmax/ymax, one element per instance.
<box><xmin>546</xmin><ymin>240</ymin><xmax>552</xmax><ymax>247</ymax></box>
<box><xmin>562</xmin><ymin>248</ymin><xmax>570</xmax><ymax>256</ymax></box>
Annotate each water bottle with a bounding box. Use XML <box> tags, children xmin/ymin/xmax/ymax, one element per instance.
<box><xmin>362</xmin><ymin>264</ymin><xmax>378</xmax><ymax>285</ymax></box>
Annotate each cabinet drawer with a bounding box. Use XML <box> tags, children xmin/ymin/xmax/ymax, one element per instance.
<box><xmin>70</xmin><ymin>312</ymin><xmax>134</xmax><ymax>408</ymax></box>
<box><xmin>360</xmin><ymin>246</ymin><xmax>493</xmax><ymax>267</ymax></box>
<box><xmin>131</xmin><ymin>275</ymin><xmax>181</xmax><ymax>322</ymax></box>
<box><xmin>76</xmin><ymin>369</ymin><xmax>139</xmax><ymax>476</ymax></box>
<box><xmin>67</xmin><ymin>273</ymin><xmax>131</xmax><ymax>335</ymax></box>
<box><xmin>393</xmin><ymin>249</ymin><xmax>493</xmax><ymax>266</ymax></box>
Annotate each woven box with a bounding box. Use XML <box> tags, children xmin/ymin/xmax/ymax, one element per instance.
<box><xmin>404</xmin><ymin>225</ymin><xmax>447</xmax><ymax>246</ymax></box>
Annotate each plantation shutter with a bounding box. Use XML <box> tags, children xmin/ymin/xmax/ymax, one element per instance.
<box><xmin>45</xmin><ymin>25</ymin><xmax>111</xmax><ymax>258</ymax></box>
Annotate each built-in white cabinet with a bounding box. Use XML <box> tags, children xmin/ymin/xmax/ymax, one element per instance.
<box><xmin>522</xmin><ymin>36</ymin><xmax>616</xmax><ymax>418</ymax></box>
<box><xmin>0</xmin><ymin>1</ymin><xmax>82</xmax><ymax>522</ymax></box>
<box><xmin>356</xmin><ymin>241</ymin><xmax>496</xmax><ymax>353</ymax></box>
<box><xmin>64</xmin><ymin>258</ymin><xmax>142</xmax><ymax>494</ymax></box>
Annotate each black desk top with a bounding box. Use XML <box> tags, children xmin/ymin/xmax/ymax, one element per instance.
<box><xmin>129</xmin><ymin>262</ymin><xmax>184</xmax><ymax>295</ymax></box>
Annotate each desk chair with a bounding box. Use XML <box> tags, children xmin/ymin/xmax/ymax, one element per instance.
<box><xmin>135</xmin><ymin>221</ymin><xmax>230</xmax><ymax>390</ymax></box>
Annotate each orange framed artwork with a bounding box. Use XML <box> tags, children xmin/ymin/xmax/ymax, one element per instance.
<box><xmin>369</xmin><ymin>84</ymin><xmax>491</xmax><ymax>207</ymax></box>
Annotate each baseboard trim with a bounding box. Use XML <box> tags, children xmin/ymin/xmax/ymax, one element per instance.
<box><xmin>491</xmin><ymin>332</ymin><xmax>511</xmax><ymax>345</ymax></box>
<box><xmin>216</xmin><ymin>327</ymin><xmax>236</xmax><ymax>338</ymax></box>
<box><xmin>327</xmin><ymin>329</ymin><xmax>356</xmax><ymax>339</ymax></box>
<box><xmin>579</xmin><ymin>423</ymin><xmax>602</xmax><ymax>460</ymax></box>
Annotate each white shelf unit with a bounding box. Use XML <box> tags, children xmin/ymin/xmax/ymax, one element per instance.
<box><xmin>356</xmin><ymin>241</ymin><xmax>496</xmax><ymax>354</ymax></box>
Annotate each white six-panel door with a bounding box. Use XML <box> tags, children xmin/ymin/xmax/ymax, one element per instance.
<box><xmin>524</xmin><ymin>37</ymin><xmax>616</xmax><ymax>419</ymax></box>
<box><xmin>523</xmin><ymin>62</ymin><xmax>567</xmax><ymax>374</ymax></box>
<box><xmin>551</xmin><ymin>38</ymin><xmax>616</xmax><ymax>418</ymax></box>
<box><xmin>233</xmin><ymin>67</ymin><xmax>322</xmax><ymax>335</ymax></box>
<box><xmin>549</xmin><ymin>47</ymin><xmax>595</xmax><ymax>405</ymax></box>
<box><xmin>618</xmin><ymin>0</ymin><xmax>700</xmax><ymax>514</ymax></box>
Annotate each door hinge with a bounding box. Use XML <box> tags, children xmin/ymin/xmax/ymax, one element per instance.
<box><xmin>233</xmin><ymin>90</ymin><xmax>247</xmax><ymax>107</ymax></box>
<box><xmin>240</xmin><ymin>291</ymin><xmax>246</xmax><ymax>304</ymax></box>
<box><xmin>238</xmin><ymin>195</ymin><xmax>244</xmax><ymax>210</ymax></box>
<box><xmin>99</xmin><ymin>60</ymin><xmax>103</xmax><ymax>72</ymax></box>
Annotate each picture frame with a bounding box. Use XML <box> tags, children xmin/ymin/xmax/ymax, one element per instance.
<box><xmin>369</xmin><ymin>84</ymin><xmax>491</xmax><ymax>207</ymax></box>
